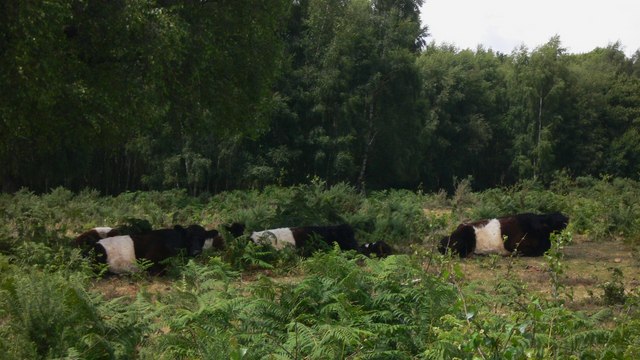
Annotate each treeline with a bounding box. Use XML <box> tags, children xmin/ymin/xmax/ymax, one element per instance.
<box><xmin>2</xmin><ymin>0</ymin><xmax>639</xmax><ymax>194</ymax></box>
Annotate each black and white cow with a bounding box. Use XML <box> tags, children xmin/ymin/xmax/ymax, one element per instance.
<box><xmin>250</xmin><ymin>224</ymin><xmax>359</xmax><ymax>253</ymax></box>
<box><xmin>438</xmin><ymin>212</ymin><xmax>569</xmax><ymax>257</ymax></box>
<box><xmin>195</xmin><ymin>222</ymin><xmax>246</xmax><ymax>250</ymax></box>
<box><xmin>226</xmin><ymin>223</ymin><xmax>392</xmax><ymax>258</ymax></box>
<box><xmin>94</xmin><ymin>224</ymin><xmax>218</xmax><ymax>274</ymax></box>
<box><xmin>359</xmin><ymin>241</ymin><xmax>394</xmax><ymax>258</ymax></box>
<box><xmin>74</xmin><ymin>227</ymin><xmax>121</xmax><ymax>249</ymax></box>
<box><xmin>74</xmin><ymin>219</ymin><xmax>153</xmax><ymax>250</ymax></box>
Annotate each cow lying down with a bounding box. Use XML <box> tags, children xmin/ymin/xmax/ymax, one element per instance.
<box><xmin>75</xmin><ymin>227</ymin><xmax>121</xmax><ymax>249</ymax></box>
<box><xmin>220</xmin><ymin>222</ymin><xmax>393</xmax><ymax>257</ymax></box>
<box><xmin>359</xmin><ymin>241</ymin><xmax>394</xmax><ymax>258</ymax></box>
<box><xmin>92</xmin><ymin>225</ymin><xmax>219</xmax><ymax>274</ymax></box>
<box><xmin>439</xmin><ymin>212</ymin><xmax>569</xmax><ymax>257</ymax></box>
<box><xmin>74</xmin><ymin>219</ymin><xmax>153</xmax><ymax>250</ymax></box>
<box><xmin>250</xmin><ymin>224</ymin><xmax>359</xmax><ymax>253</ymax></box>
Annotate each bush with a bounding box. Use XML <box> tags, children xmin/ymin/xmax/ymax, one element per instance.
<box><xmin>602</xmin><ymin>267</ymin><xmax>626</xmax><ymax>305</ymax></box>
<box><xmin>0</xmin><ymin>266</ymin><xmax>150</xmax><ymax>359</ymax></box>
<box><xmin>350</xmin><ymin>189</ymin><xmax>429</xmax><ymax>246</ymax></box>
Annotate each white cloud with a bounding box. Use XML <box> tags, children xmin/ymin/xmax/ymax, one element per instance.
<box><xmin>421</xmin><ymin>0</ymin><xmax>640</xmax><ymax>56</ymax></box>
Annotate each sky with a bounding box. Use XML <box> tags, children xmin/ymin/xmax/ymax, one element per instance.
<box><xmin>420</xmin><ymin>0</ymin><xmax>640</xmax><ymax>57</ymax></box>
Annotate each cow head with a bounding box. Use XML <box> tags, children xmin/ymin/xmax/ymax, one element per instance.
<box><xmin>178</xmin><ymin>224</ymin><xmax>219</xmax><ymax>256</ymax></box>
<box><xmin>439</xmin><ymin>224</ymin><xmax>476</xmax><ymax>257</ymax></box>
<box><xmin>359</xmin><ymin>241</ymin><xmax>393</xmax><ymax>257</ymax></box>
<box><xmin>543</xmin><ymin>212</ymin><xmax>569</xmax><ymax>233</ymax></box>
<box><xmin>438</xmin><ymin>236</ymin><xmax>452</xmax><ymax>254</ymax></box>
<box><xmin>203</xmin><ymin>222</ymin><xmax>245</xmax><ymax>251</ymax></box>
<box><xmin>224</xmin><ymin>222</ymin><xmax>246</xmax><ymax>238</ymax></box>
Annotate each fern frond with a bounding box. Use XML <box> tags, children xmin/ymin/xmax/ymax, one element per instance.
<box><xmin>562</xmin><ymin>329</ymin><xmax>612</xmax><ymax>352</ymax></box>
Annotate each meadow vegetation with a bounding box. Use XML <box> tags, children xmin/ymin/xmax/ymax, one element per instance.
<box><xmin>1</xmin><ymin>175</ymin><xmax>639</xmax><ymax>358</ymax></box>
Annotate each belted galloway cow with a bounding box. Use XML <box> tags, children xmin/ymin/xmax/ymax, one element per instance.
<box><xmin>439</xmin><ymin>212</ymin><xmax>569</xmax><ymax>257</ymax></box>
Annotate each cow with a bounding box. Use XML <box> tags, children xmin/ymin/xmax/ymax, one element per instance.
<box><xmin>359</xmin><ymin>241</ymin><xmax>394</xmax><ymax>258</ymax></box>
<box><xmin>74</xmin><ymin>219</ymin><xmax>153</xmax><ymax>250</ymax></box>
<box><xmin>74</xmin><ymin>227</ymin><xmax>120</xmax><ymax>249</ymax></box>
<box><xmin>438</xmin><ymin>212</ymin><xmax>569</xmax><ymax>257</ymax></box>
<box><xmin>192</xmin><ymin>222</ymin><xmax>246</xmax><ymax>251</ymax></box>
<box><xmin>224</xmin><ymin>222</ymin><xmax>246</xmax><ymax>238</ymax></box>
<box><xmin>198</xmin><ymin>225</ymin><xmax>225</xmax><ymax>251</ymax></box>
<box><xmin>250</xmin><ymin>224</ymin><xmax>359</xmax><ymax>254</ymax></box>
<box><xmin>94</xmin><ymin>224</ymin><xmax>218</xmax><ymax>275</ymax></box>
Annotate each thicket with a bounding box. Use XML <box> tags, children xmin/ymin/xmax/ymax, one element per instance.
<box><xmin>2</xmin><ymin>1</ymin><xmax>639</xmax><ymax>194</ymax></box>
<box><xmin>1</xmin><ymin>177</ymin><xmax>640</xmax><ymax>358</ymax></box>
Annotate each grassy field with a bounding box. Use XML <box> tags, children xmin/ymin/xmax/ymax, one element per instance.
<box><xmin>1</xmin><ymin>177</ymin><xmax>640</xmax><ymax>358</ymax></box>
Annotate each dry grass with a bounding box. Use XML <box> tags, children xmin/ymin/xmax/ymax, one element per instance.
<box><xmin>90</xmin><ymin>265</ymin><xmax>306</xmax><ymax>300</ymax></box>
<box><xmin>454</xmin><ymin>235</ymin><xmax>638</xmax><ymax>311</ymax></box>
<box><xmin>91</xmin><ymin>276</ymin><xmax>174</xmax><ymax>300</ymax></box>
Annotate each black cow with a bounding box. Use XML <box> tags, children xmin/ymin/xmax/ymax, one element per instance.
<box><xmin>438</xmin><ymin>212</ymin><xmax>569</xmax><ymax>257</ymax></box>
<box><xmin>250</xmin><ymin>224</ymin><xmax>359</xmax><ymax>253</ymax></box>
<box><xmin>359</xmin><ymin>241</ymin><xmax>394</xmax><ymax>258</ymax></box>
<box><xmin>94</xmin><ymin>224</ymin><xmax>218</xmax><ymax>275</ymax></box>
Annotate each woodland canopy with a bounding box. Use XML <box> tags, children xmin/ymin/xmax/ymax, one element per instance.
<box><xmin>2</xmin><ymin>0</ymin><xmax>639</xmax><ymax>194</ymax></box>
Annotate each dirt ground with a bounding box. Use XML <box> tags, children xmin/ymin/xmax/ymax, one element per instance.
<box><xmin>91</xmin><ymin>234</ymin><xmax>638</xmax><ymax>314</ymax></box>
<box><xmin>454</xmin><ymin>235</ymin><xmax>639</xmax><ymax>310</ymax></box>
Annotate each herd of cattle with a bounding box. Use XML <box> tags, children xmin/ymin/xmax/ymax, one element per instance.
<box><xmin>74</xmin><ymin>212</ymin><xmax>569</xmax><ymax>275</ymax></box>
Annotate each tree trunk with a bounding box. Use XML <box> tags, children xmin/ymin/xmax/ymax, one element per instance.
<box><xmin>535</xmin><ymin>95</ymin><xmax>543</xmax><ymax>178</ymax></box>
<box><xmin>357</xmin><ymin>101</ymin><xmax>377</xmax><ymax>193</ymax></box>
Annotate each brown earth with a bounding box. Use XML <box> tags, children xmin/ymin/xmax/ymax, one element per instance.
<box><xmin>90</xmin><ymin>266</ymin><xmax>306</xmax><ymax>300</ymax></box>
<box><xmin>90</xmin><ymin>233</ymin><xmax>638</xmax><ymax>314</ymax></box>
<box><xmin>452</xmin><ymin>235</ymin><xmax>639</xmax><ymax>310</ymax></box>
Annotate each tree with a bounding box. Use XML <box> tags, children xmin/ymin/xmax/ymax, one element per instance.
<box><xmin>501</xmin><ymin>37</ymin><xmax>570</xmax><ymax>181</ymax></box>
<box><xmin>523</xmin><ymin>36</ymin><xmax>567</xmax><ymax>178</ymax></box>
<box><xmin>309</xmin><ymin>0</ymin><xmax>426</xmax><ymax>189</ymax></box>
<box><xmin>0</xmin><ymin>0</ymin><xmax>290</xmax><ymax>194</ymax></box>
<box><xmin>243</xmin><ymin>0</ymin><xmax>426</xmax><ymax>191</ymax></box>
<box><xmin>0</xmin><ymin>1</ymin><xmax>77</xmax><ymax>191</ymax></box>
<box><xmin>555</xmin><ymin>44</ymin><xmax>640</xmax><ymax>178</ymax></box>
<box><xmin>417</xmin><ymin>45</ymin><xmax>507</xmax><ymax>189</ymax></box>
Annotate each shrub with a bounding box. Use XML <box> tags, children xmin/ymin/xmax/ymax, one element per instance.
<box><xmin>1</xmin><ymin>180</ymin><xmax>640</xmax><ymax>358</ymax></box>
<box><xmin>351</xmin><ymin>189</ymin><xmax>428</xmax><ymax>246</ymax></box>
<box><xmin>0</xmin><ymin>267</ymin><xmax>150</xmax><ymax>359</ymax></box>
<box><xmin>602</xmin><ymin>267</ymin><xmax>626</xmax><ymax>305</ymax></box>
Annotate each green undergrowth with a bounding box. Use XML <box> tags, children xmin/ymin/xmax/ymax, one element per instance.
<box><xmin>1</xmin><ymin>245</ymin><xmax>639</xmax><ymax>359</ymax></box>
<box><xmin>2</xmin><ymin>175</ymin><xmax>639</xmax><ymax>253</ymax></box>
<box><xmin>1</xmin><ymin>175</ymin><xmax>640</xmax><ymax>358</ymax></box>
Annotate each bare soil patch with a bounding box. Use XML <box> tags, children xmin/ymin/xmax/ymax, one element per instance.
<box><xmin>90</xmin><ymin>267</ymin><xmax>306</xmax><ymax>300</ymax></box>
<box><xmin>454</xmin><ymin>235</ymin><xmax>638</xmax><ymax>310</ymax></box>
<box><xmin>91</xmin><ymin>276</ymin><xmax>174</xmax><ymax>300</ymax></box>
<box><xmin>89</xmin><ymin>234</ymin><xmax>638</xmax><ymax>315</ymax></box>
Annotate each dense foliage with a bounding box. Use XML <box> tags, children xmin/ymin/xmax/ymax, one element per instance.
<box><xmin>2</xmin><ymin>1</ymin><xmax>639</xmax><ymax>194</ymax></box>
<box><xmin>1</xmin><ymin>179</ymin><xmax>640</xmax><ymax>358</ymax></box>
<box><xmin>3</xmin><ymin>2</ymin><xmax>640</xmax><ymax>358</ymax></box>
